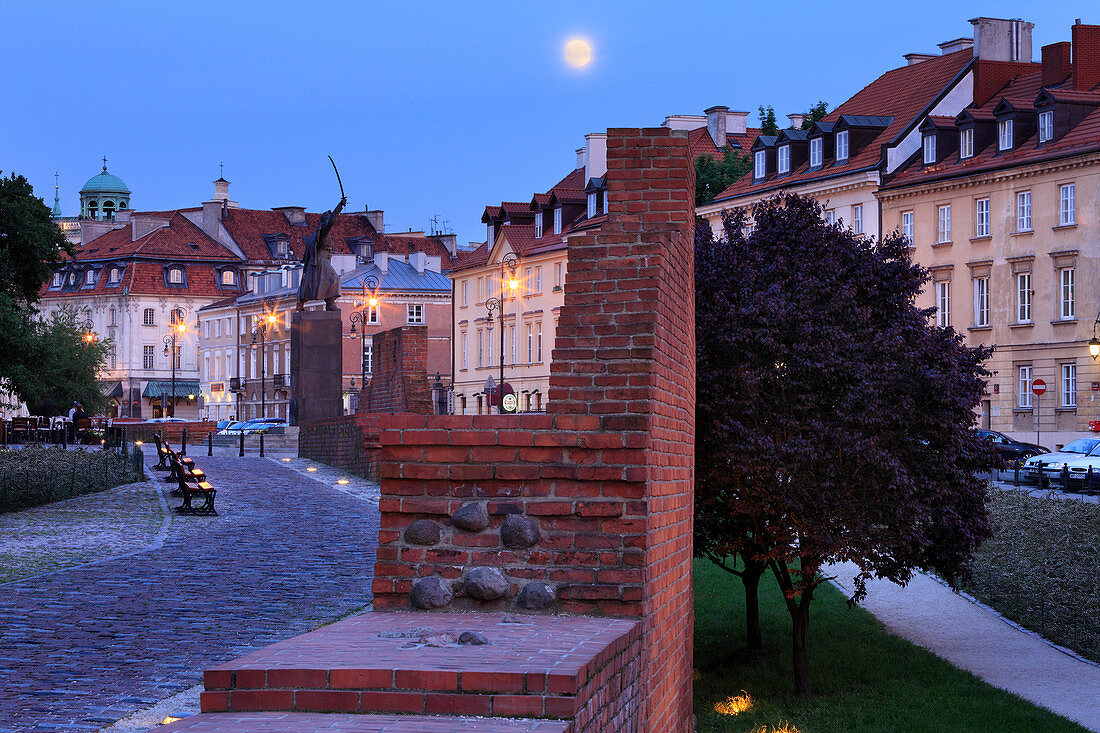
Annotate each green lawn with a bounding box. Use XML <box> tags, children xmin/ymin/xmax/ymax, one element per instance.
<box><xmin>693</xmin><ymin>559</ymin><xmax>1086</xmax><ymax>733</ymax></box>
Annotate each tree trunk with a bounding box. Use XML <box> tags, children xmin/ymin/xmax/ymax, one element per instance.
<box><xmin>742</xmin><ymin>557</ymin><xmax>765</xmax><ymax>653</ymax></box>
<box><xmin>790</xmin><ymin>601</ymin><xmax>811</xmax><ymax>696</ymax></box>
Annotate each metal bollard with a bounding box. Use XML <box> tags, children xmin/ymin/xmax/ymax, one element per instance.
<box><xmin>239</xmin><ymin>431</ymin><xmax>244</xmax><ymax>457</ymax></box>
<box><xmin>259</xmin><ymin>432</ymin><xmax>265</xmax><ymax>458</ymax></box>
<box><xmin>208</xmin><ymin>432</ymin><xmax>213</xmax><ymax>456</ymax></box>
<box><xmin>1087</xmin><ymin>466</ymin><xmax>1095</xmax><ymax>495</ymax></box>
<box><xmin>1060</xmin><ymin>465</ymin><xmax>1069</xmax><ymax>492</ymax></box>
<box><xmin>1013</xmin><ymin>462</ymin><xmax>1020</xmax><ymax>487</ymax></box>
<box><xmin>62</xmin><ymin>425</ymin><xmax>67</xmax><ymax>450</ymax></box>
<box><xmin>181</xmin><ymin>427</ymin><xmax>187</xmax><ymax>456</ymax></box>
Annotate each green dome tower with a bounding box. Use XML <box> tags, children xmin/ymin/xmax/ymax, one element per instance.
<box><xmin>79</xmin><ymin>157</ymin><xmax>131</xmax><ymax>220</ymax></box>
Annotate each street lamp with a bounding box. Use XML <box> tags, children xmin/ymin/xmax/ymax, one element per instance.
<box><xmin>80</xmin><ymin>317</ymin><xmax>95</xmax><ymax>344</ymax></box>
<box><xmin>162</xmin><ymin>321</ymin><xmax>186</xmax><ymax>417</ymax></box>
<box><xmin>251</xmin><ymin>313</ymin><xmax>278</xmax><ymax>419</ymax></box>
<box><xmin>484</xmin><ymin>252</ymin><xmax>520</xmax><ymax>414</ymax></box>
<box><xmin>348</xmin><ymin>274</ymin><xmax>380</xmax><ymax>389</ymax></box>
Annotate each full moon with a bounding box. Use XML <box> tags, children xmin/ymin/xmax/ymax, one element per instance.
<box><xmin>564</xmin><ymin>38</ymin><xmax>592</xmax><ymax>68</ymax></box>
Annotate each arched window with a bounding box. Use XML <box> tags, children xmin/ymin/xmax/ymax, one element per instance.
<box><xmin>221</xmin><ymin>270</ymin><xmax>235</xmax><ymax>286</ymax></box>
<box><xmin>109</xmin><ymin>267</ymin><xmax>120</xmax><ymax>284</ymax></box>
<box><xmin>170</xmin><ymin>308</ymin><xmax>185</xmax><ymax>325</ymax></box>
<box><xmin>85</xmin><ymin>270</ymin><xmax>96</xmax><ymax>285</ymax></box>
<box><xmin>168</xmin><ymin>268</ymin><xmax>183</xmax><ymax>284</ymax></box>
<box><xmin>108</xmin><ymin>308</ymin><xmax>117</xmax><ymax>327</ymax></box>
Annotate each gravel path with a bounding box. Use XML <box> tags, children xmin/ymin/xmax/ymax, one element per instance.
<box><xmin>0</xmin><ymin>455</ymin><xmax>380</xmax><ymax>732</ymax></box>
<box><xmin>829</xmin><ymin>561</ymin><xmax>1100</xmax><ymax>733</ymax></box>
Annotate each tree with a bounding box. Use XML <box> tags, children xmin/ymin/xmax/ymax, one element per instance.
<box><xmin>10</xmin><ymin>309</ymin><xmax>110</xmax><ymax>416</ymax></box>
<box><xmin>0</xmin><ymin>173</ymin><xmax>70</xmax><ymax>303</ymax></box>
<box><xmin>758</xmin><ymin>105</ymin><xmax>779</xmax><ymax>135</ymax></box>
<box><xmin>801</xmin><ymin>100</ymin><xmax>829</xmax><ymax>129</ymax></box>
<box><xmin>695</xmin><ymin>148</ymin><xmax>752</xmax><ymax>206</ymax></box>
<box><xmin>694</xmin><ymin>195</ymin><xmax>996</xmax><ymax>696</ymax></box>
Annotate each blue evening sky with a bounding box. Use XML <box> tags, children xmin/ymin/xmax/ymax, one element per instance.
<box><xmin>3</xmin><ymin>1</ymin><xmax>1094</xmax><ymax>248</ymax></box>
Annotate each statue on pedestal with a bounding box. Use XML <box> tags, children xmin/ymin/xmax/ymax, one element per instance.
<box><xmin>297</xmin><ymin>157</ymin><xmax>346</xmax><ymax>311</ymax></box>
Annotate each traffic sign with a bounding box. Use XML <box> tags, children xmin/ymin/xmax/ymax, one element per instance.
<box><xmin>1032</xmin><ymin>379</ymin><xmax>1047</xmax><ymax>396</ymax></box>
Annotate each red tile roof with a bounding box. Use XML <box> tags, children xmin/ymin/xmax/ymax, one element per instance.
<box><xmin>41</xmin><ymin>260</ymin><xmax>244</xmax><ymax>299</ymax></box>
<box><xmin>453</xmin><ymin>243</ymin><xmax>489</xmax><ymax>271</ymax></box>
<box><xmin>71</xmin><ymin>212</ymin><xmax>238</xmax><ymax>262</ymax></box>
<box><xmin>712</xmin><ymin>49</ymin><xmax>975</xmax><ymax>203</ymax></box>
<box><xmin>688</xmin><ymin>126</ymin><xmax>761</xmax><ymax>160</ymax></box>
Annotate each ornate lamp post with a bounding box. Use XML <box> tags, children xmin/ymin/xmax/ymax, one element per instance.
<box><xmin>80</xmin><ymin>317</ymin><xmax>95</xmax><ymax>344</ymax></box>
<box><xmin>348</xmin><ymin>275</ymin><xmax>380</xmax><ymax>389</ymax></box>
<box><xmin>162</xmin><ymin>321</ymin><xmax>186</xmax><ymax>417</ymax></box>
<box><xmin>251</xmin><ymin>313</ymin><xmax>278</xmax><ymax>419</ymax></box>
<box><xmin>1090</xmin><ymin>308</ymin><xmax>1100</xmax><ymax>359</ymax></box>
<box><xmin>484</xmin><ymin>253</ymin><xmax>520</xmax><ymax>414</ymax></box>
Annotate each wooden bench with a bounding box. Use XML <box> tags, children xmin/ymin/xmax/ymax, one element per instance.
<box><xmin>173</xmin><ymin>464</ymin><xmax>217</xmax><ymax>516</ymax></box>
<box><xmin>163</xmin><ymin>444</ymin><xmax>198</xmax><ymax>493</ymax></box>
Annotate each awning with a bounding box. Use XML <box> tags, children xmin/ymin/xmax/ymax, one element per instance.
<box><xmin>99</xmin><ymin>380</ymin><xmax>123</xmax><ymax>398</ymax></box>
<box><xmin>142</xmin><ymin>380</ymin><xmax>200</xmax><ymax>399</ymax></box>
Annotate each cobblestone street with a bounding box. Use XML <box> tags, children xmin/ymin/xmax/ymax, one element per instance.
<box><xmin>0</xmin><ymin>455</ymin><xmax>380</xmax><ymax>732</ymax></box>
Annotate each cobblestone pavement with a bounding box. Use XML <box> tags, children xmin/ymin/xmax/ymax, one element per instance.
<box><xmin>0</xmin><ymin>455</ymin><xmax>380</xmax><ymax>732</ymax></box>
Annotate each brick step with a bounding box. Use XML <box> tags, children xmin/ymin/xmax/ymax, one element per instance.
<box><xmin>201</xmin><ymin>611</ymin><xmax>641</xmax><ymax>727</ymax></box>
<box><xmin>160</xmin><ymin>712</ymin><xmax>570</xmax><ymax>732</ymax></box>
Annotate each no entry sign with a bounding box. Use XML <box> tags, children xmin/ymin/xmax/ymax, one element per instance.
<box><xmin>1032</xmin><ymin>379</ymin><xmax>1047</xmax><ymax>396</ymax></box>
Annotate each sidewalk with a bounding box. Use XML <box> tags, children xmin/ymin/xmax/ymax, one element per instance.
<box><xmin>829</xmin><ymin>561</ymin><xmax>1100</xmax><ymax>733</ymax></box>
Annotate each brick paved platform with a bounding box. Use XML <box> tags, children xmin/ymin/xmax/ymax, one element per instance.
<box><xmin>201</xmin><ymin>611</ymin><xmax>642</xmax><ymax>724</ymax></box>
<box><xmin>161</xmin><ymin>712</ymin><xmax>569</xmax><ymax>732</ymax></box>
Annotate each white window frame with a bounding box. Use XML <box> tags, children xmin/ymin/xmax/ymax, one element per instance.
<box><xmin>109</xmin><ymin>268</ymin><xmax>120</xmax><ymax>284</ymax></box>
<box><xmin>407</xmin><ymin>303</ymin><xmax>424</xmax><ymax>324</ymax></box>
<box><xmin>901</xmin><ymin>211</ymin><xmax>913</xmax><ymax>243</ymax></box>
<box><xmin>461</xmin><ymin>332</ymin><xmax>468</xmax><ymax>370</ymax></box>
<box><xmin>534</xmin><ymin>212</ymin><xmax>543</xmax><ymax>238</ymax></box>
<box><xmin>51</xmin><ymin>272</ymin><xmax>61</xmax><ymax>288</ymax></box>
<box><xmin>526</xmin><ymin>323</ymin><xmax>533</xmax><ymax>363</ymax></box>
<box><xmin>777</xmin><ymin>144</ymin><xmax>790</xmax><ymax>173</ymax></box>
<box><xmin>852</xmin><ymin>205</ymin><xmax>864</xmax><ymax>234</ymax></box>
<box><xmin>461</xmin><ymin>280</ymin><xmax>468</xmax><ymax>307</ymax></box>
<box><xmin>536</xmin><ymin>321</ymin><xmax>543</xmax><ymax>361</ymax></box>
<box><xmin>169</xmin><ymin>268</ymin><xmax>182</xmax><ymax>284</ymax></box>
<box><xmin>975</xmin><ymin>198</ymin><xmax>990</xmax><ymax>237</ymax></box>
<box><xmin>835</xmin><ymin>130</ymin><xmax>849</xmax><ymax>161</ymax></box>
<box><xmin>935</xmin><ymin>281</ymin><xmax>950</xmax><ymax>328</ymax></box>
<box><xmin>960</xmin><ymin>127</ymin><xmax>974</xmax><ymax>158</ymax></box>
<box><xmin>923</xmin><ymin>135</ymin><xmax>936</xmax><ymax>164</ymax></box>
<box><xmin>1039</xmin><ymin>110</ymin><xmax>1054</xmax><ymax>143</ymax></box>
<box><xmin>555</xmin><ymin>262</ymin><xmax>562</xmax><ymax>288</ymax></box>
<box><xmin>535</xmin><ymin>266</ymin><xmax>542</xmax><ymax>293</ymax></box>
<box><xmin>367</xmin><ymin>304</ymin><xmax>379</xmax><ymax>324</ymax></box>
<box><xmin>476</xmin><ymin>329</ymin><xmax>483</xmax><ymax>368</ymax></box>
<box><xmin>998</xmin><ymin>119</ymin><xmax>1013</xmax><ymax>151</ymax></box>
<box><xmin>143</xmin><ymin>345</ymin><xmax>155</xmax><ymax>370</ymax></box>
<box><xmin>1019</xmin><ymin>365</ymin><xmax>1033</xmax><ymax>409</ymax></box>
<box><xmin>1061</xmin><ymin>363</ymin><xmax>1077</xmax><ymax>408</ymax></box>
<box><xmin>553</xmin><ymin>207</ymin><xmax>562</xmax><ymax>234</ymax></box>
<box><xmin>221</xmin><ymin>270</ymin><xmax>234</xmax><ymax>286</ymax></box>
<box><xmin>1016</xmin><ymin>191</ymin><xmax>1031</xmax><ymax>232</ymax></box>
<box><xmin>973</xmin><ymin>277</ymin><xmax>989</xmax><ymax>327</ymax></box>
<box><xmin>1060</xmin><ymin>267</ymin><xmax>1075</xmax><ymax>319</ymax></box>
<box><xmin>509</xmin><ymin>325</ymin><xmax>516</xmax><ymax>364</ymax></box>
<box><xmin>809</xmin><ymin>138</ymin><xmax>822</xmax><ymax>167</ymax></box>
<box><xmin>1017</xmin><ymin>272</ymin><xmax>1031</xmax><ymax>323</ymax></box>
<box><xmin>754</xmin><ymin>150</ymin><xmax>766</xmax><ymax>179</ymax></box>
<box><xmin>1060</xmin><ymin>183</ymin><xmax>1075</xmax><ymax>226</ymax></box>
<box><xmin>824</xmin><ymin>209</ymin><xmax>835</xmax><ymax>225</ymax></box>
<box><xmin>143</xmin><ymin>308</ymin><xmax>156</xmax><ymax>326</ymax></box>
<box><xmin>937</xmin><ymin>205</ymin><xmax>951</xmax><ymax>243</ymax></box>
<box><xmin>85</xmin><ymin>270</ymin><xmax>95</xmax><ymax>285</ymax></box>
<box><xmin>587</xmin><ymin>192</ymin><xmax>597</xmax><ymax>218</ymax></box>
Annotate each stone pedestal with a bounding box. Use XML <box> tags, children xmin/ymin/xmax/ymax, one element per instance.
<box><xmin>290</xmin><ymin>311</ymin><xmax>342</xmax><ymax>426</ymax></box>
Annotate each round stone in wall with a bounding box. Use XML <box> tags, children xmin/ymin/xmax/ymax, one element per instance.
<box><xmin>459</xmin><ymin>631</ymin><xmax>489</xmax><ymax>645</ymax></box>
<box><xmin>500</xmin><ymin>514</ymin><xmax>541</xmax><ymax>549</ymax></box>
<box><xmin>516</xmin><ymin>582</ymin><xmax>556</xmax><ymax>610</ymax></box>
<box><xmin>410</xmin><ymin>576</ymin><xmax>453</xmax><ymax>609</ymax></box>
<box><xmin>451</xmin><ymin>502</ymin><xmax>490</xmax><ymax>532</ymax></box>
<box><xmin>405</xmin><ymin>519</ymin><xmax>442</xmax><ymax>546</ymax></box>
<box><xmin>463</xmin><ymin>566</ymin><xmax>509</xmax><ymax>601</ymax></box>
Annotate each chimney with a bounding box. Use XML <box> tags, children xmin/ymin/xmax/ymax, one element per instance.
<box><xmin>575</xmin><ymin>147</ymin><xmax>586</xmax><ymax>170</ymax></box>
<box><xmin>410</xmin><ymin>251</ymin><xmax>427</xmax><ymax>275</ymax></box>
<box><xmin>374</xmin><ymin>252</ymin><xmax>390</xmax><ymax>274</ymax></box>
<box><xmin>585</xmin><ymin>133</ymin><xmax>607</xmax><ymax>178</ymax></box>
<box><xmin>938</xmin><ymin>37</ymin><xmax>974</xmax><ymax>55</ymax></box>
<box><xmin>705</xmin><ymin>105</ymin><xmax>729</xmax><ymax>147</ymax></box>
<box><xmin>1042</xmin><ymin>41</ymin><xmax>1072</xmax><ymax>86</ymax></box>
<box><xmin>1072</xmin><ymin>22</ymin><xmax>1100</xmax><ymax>91</ymax></box>
<box><xmin>787</xmin><ymin>113</ymin><xmax>808</xmax><ymax>129</ymax></box>
<box><xmin>726</xmin><ymin>110</ymin><xmax>749</xmax><ymax>135</ymax></box>
<box><xmin>434</xmin><ymin>233</ymin><xmax>458</xmax><ymax>256</ymax></box>
<box><xmin>364</xmin><ymin>209</ymin><xmax>383</xmax><ymax>232</ymax></box>
<box><xmin>201</xmin><ymin>201</ymin><xmax>222</xmax><ymax>240</ymax></box>
<box><xmin>133</xmin><ymin>214</ymin><xmax>170</xmax><ymax>241</ymax></box>
<box><xmin>213</xmin><ymin>177</ymin><xmax>230</xmax><ymax>202</ymax></box>
<box><xmin>970</xmin><ymin>17</ymin><xmax>1034</xmax><ymax>61</ymax></box>
<box><xmin>903</xmin><ymin>52</ymin><xmax>938</xmax><ymax>66</ymax></box>
<box><xmin>272</xmin><ymin>206</ymin><xmax>307</xmax><ymax>225</ymax></box>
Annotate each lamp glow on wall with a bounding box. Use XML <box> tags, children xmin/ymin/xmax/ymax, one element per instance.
<box><xmin>1091</xmin><ymin>309</ymin><xmax>1100</xmax><ymax>359</ymax></box>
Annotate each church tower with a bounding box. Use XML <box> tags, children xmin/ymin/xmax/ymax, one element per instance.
<box><xmin>79</xmin><ymin>157</ymin><xmax>131</xmax><ymax>220</ymax></box>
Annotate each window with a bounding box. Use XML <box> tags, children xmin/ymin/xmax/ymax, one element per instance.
<box><xmin>536</xmin><ymin>321</ymin><xmax>543</xmax><ymax>362</ymax></box>
<box><xmin>168</xmin><ymin>267</ymin><xmax>182</xmax><ymax>284</ymax></box>
<box><xmin>587</xmin><ymin>191</ymin><xmax>597</xmax><ymax>218</ymax></box>
<box><xmin>143</xmin><ymin>308</ymin><xmax>155</xmax><ymax>326</ymax></box>
<box><xmin>603</xmin><ymin>191</ymin><xmax>608</xmax><ymax>215</ymax></box>
<box><xmin>477</xmin><ymin>277</ymin><xmax>483</xmax><ymax>302</ymax></box>
<box><xmin>1016</xmin><ymin>191</ymin><xmax>1031</xmax><ymax>232</ymax></box>
<box><xmin>975</xmin><ymin>198</ymin><xmax>990</xmax><ymax>237</ymax></box>
<box><xmin>509</xmin><ymin>325</ymin><xmax>516</xmax><ymax>364</ymax></box>
<box><xmin>476</xmin><ymin>329</ymin><xmax>483</xmax><ymax>367</ymax></box>
<box><xmin>170</xmin><ymin>308</ymin><xmax>185</xmax><ymax>325</ymax></box>
<box><xmin>367</xmin><ymin>304</ymin><xmax>379</xmax><ymax>324</ymax></box>
<box><xmin>215</xmin><ymin>319</ymin><xmax>222</xmax><ymax>338</ymax></box>
<box><xmin>534</xmin><ymin>212</ymin><xmax>543</xmax><ymax>239</ymax></box>
<box><xmin>407</xmin><ymin>304</ymin><xmax>423</xmax><ymax>324</ymax></box>
<box><xmin>524</xmin><ymin>267</ymin><xmax>532</xmax><ymax>294</ymax></box>
<box><xmin>553</xmin><ymin>207</ymin><xmax>562</xmax><ymax>234</ymax></box>
<box><xmin>204</xmin><ymin>320</ymin><xmax>210</xmax><ymax>340</ymax></box>
<box><xmin>935</xmin><ymin>281</ymin><xmax>950</xmax><ymax>328</ymax></box>
<box><xmin>901</xmin><ymin>211</ymin><xmax>913</xmax><ymax>243</ymax></box>
<box><xmin>461</xmin><ymin>280</ymin><xmax>468</xmax><ymax>307</ymax></box>
<box><xmin>923</xmin><ymin>135</ymin><xmax>936</xmax><ymax>164</ymax></box>
<box><xmin>143</xmin><ymin>345</ymin><xmax>154</xmax><ymax>370</ymax></box>
<box><xmin>998</xmin><ymin>119</ymin><xmax>1013</xmax><ymax>151</ymax></box>
<box><xmin>754</xmin><ymin>150</ymin><xmax>766</xmax><ymax>179</ymax></box>
<box><xmin>777</xmin><ymin>145</ymin><xmax>790</xmax><ymax>173</ymax></box>
<box><xmin>1018</xmin><ymin>365</ymin><xmax>1033</xmax><ymax>409</ymax></box>
<box><xmin>535</xmin><ymin>266</ymin><xmax>542</xmax><ymax>293</ymax></box>
<box><xmin>461</xmin><ymin>332</ymin><xmax>468</xmax><ymax>369</ymax></box>
<box><xmin>109</xmin><ymin>268</ymin><xmax>120</xmax><ymax>284</ymax></box>
<box><xmin>810</xmin><ymin>138</ymin><xmax>822</xmax><ymax>167</ymax></box>
<box><xmin>51</xmin><ymin>272</ymin><xmax>61</xmax><ymax>288</ymax></box>
<box><xmin>960</xmin><ymin>128</ymin><xmax>974</xmax><ymax>158</ymax></box>
<box><xmin>1017</xmin><ymin>272</ymin><xmax>1031</xmax><ymax>323</ymax></box>
<box><xmin>852</xmin><ymin>205</ymin><xmax>863</xmax><ymax>234</ymax></box>
<box><xmin>487</xmin><ymin>277</ymin><xmax>494</xmax><ymax>300</ymax></box>
<box><xmin>835</xmin><ymin>130</ymin><xmax>849</xmax><ymax>161</ymax></box>
<box><xmin>526</xmin><ymin>323</ymin><xmax>533</xmax><ymax>363</ymax></box>
<box><xmin>1061</xmin><ymin>363</ymin><xmax>1077</xmax><ymax>408</ymax></box>
<box><xmin>85</xmin><ymin>270</ymin><xmax>95</xmax><ymax>285</ymax></box>
<box><xmin>221</xmin><ymin>270</ymin><xmax>235</xmax><ymax>286</ymax></box>
<box><xmin>824</xmin><ymin>209</ymin><xmax>835</xmax><ymax>225</ymax></box>
<box><xmin>108</xmin><ymin>308</ymin><xmax>117</xmax><ymax>327</ymax></box>
<box><xmin>938</xmin><ymin>205</ymin><xmax>951</xmax><ymax>243</ymax></box>
<box><xmin>1060</xmin><ymin>267</ymin><xmax>1075</xmax><ymax>319</ymax></box>
<box><xmin>973</xmin><ymin>277</ymin><xmax>989</xmax><ymax>327</ymax></box>
<box><xmin>1060</xmin><ymin>183</ymin><xmax>1075</xmax><ymax>226</ymax></box>
<box><xmin>555</xmin><ymin>262</ymin><xmax>562</xmax><ymax>288</ymax></box>
<box><xmin>171</xmin><ymin>345</ymin><xmax>181</xmax><ymax>370</ymax></box>
<box><xmin>363</xmin><ymin>340</ymin><xmax>373</xmax><ymax>375</ymax></box>
<box><xmin>1039</xmin><ymin>110</ymin><xmax>1054</xmax><ymax>143</ymax></box>
<box><xmin>486</xmin><ymin>224</ymin><xmax>494</xmax><ymax>246</ymax></box>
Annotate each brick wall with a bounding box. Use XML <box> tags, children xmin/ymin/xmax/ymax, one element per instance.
<box><xmin>371</xmin><ymin>127</ymin><xmax>695</xmax><ymax>731</ymax></box>
<box><xmin>120</xmin><ymin>421</ymin><xmax>218</xmax><ymax>448</ymax></box>
<box><xmin>299</xmin><ymin>414</ymin><xmax>381</xmax><ymax>480</ymax></box>
<box><xmin>362</xmin><ymin>325</ymin><xmax>433</xmax><ymax>414</ymax></box>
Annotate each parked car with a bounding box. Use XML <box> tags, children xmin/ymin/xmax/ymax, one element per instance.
<box><xmin>1060</xmin><ymin>452</ymin><xmax>1100</xmax><ymax>492</ymax></box>
<box><xmin>975</xmin><ymin>429</ymin><xmax>1048</xmax><ymax>466</ymax></box>
<box><xmin>241</xmin><ymin>418</ymin><xmax>286</xmax><ymax>434</ymax></box>
<box><xmin>216</xmin><ymin>421</ymin><xmax>246</xmax><ymax>435</ymax></box>
<box><xmin>1021</xmin><ymin>438</ymin><xmax>1100</xmax><ymax>484</ymax></box>
<box><xmin>145</xmin><ymin>417</ymin><xmax>188</xmax><ymax>423</ymax></box>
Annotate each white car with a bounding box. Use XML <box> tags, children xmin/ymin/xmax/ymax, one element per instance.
<box><xmin>1021</xmin><ymin>438</ymin><xmax>1100</xmax><ymax>484</ymax></box>
<box><xmin>145</xmin><ymin>417</ymin><xmax>189</xmax><ymax>423</ymax></box>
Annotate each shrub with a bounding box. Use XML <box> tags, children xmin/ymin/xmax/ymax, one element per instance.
<box><xmin>0</xmin><ymin>444</ymin><xmax>144</xmax><ymax>513</ymax></box>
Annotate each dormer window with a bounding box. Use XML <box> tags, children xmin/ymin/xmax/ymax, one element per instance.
<box><xmin>534</xmin><ymin>211</ymin><xmax>543</xmax><ymax>238</ymax></box>
<box><xmin>809</xmin><ymin>138</ymin><xmax>822</xmax><ymax>167</ymax></box>
<box><xmin>84</xmin><ymin>270</ymin><xmax>95</xmax><ymax>285</ymax></box>
<box><xmin>553</xmin><ymin>207</ymin><xmax>562</xmax><ymax>234</ymax></box>
<box><xmin>603</xmin><ymin>191</ymin><xmax>608</xmax><ymax>215</ymax></box>
<box><xmin>487</xmin><ymin>224</ymin><xmax>494</xmax><ymax>245</ymax></box>
<box><xmin>108</xmin><ymin>267</ymin><xmax>120</xmax><ymax>284</ymax></box>
<box><xmin>922</xmin><ymin>135</ymin><xmax>936</xmax><ymax>165</ymax></box>
<box><xmin>1038</xmin><ymin>110</ymin><xmax>1054</xmax><ymax>143</ymax></box>
<box><xmin>835</xmin><ymin>131</ymin><xmax>849</xmax><ymax>161</ymax></box>
<box><xmin>777</xmin><ymin>145</ymin><xmax>790</xmax><ymax>174</ymax></box>
<box><xmin>169</xmin><ymin>268</ymin><xmax>182</xmax><ymax>284</ymax></box>
<box><xmin>276</xmin><ymin>241</ymin><xmax>289</xmax><ymax>257</ymax></box>
<box><xmin>960</xmin><ymin>128</ymin><xmax>974</xmax><ymax>159</ymax></box>
<box><xmin>753</xmin><ymin>150</ymin><xmax>766</xmax><ymax>179</ymax></box>
<box><xmin>221</xmin><ymin>270</ymin><xmax>235</xmax><ymax>286</ymax></box>
<box><xmin>998</xmin><ymin>119</ymin><xmax>1013</xmax><ymax>151</ymax></box>
<box><xmin>587</xmin><ymin>191</ymin><xmax>597</xmax><ymax>218</ymax></box>
<box><xmin>68</xmin><ymin>272</ymin><xmax>77</xmax><ymax>286</ymax></box>
<box><xmin>51</xmin><ymin>272</ymin><xmax>62</xmax><ymax>288</ymax></box>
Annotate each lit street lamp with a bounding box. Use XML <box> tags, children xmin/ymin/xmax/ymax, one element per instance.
<box><xmin>348</xmin><ymin>274</ymin><xmax>380</xmax><ymax>390</ymax></box>
<box><xmin>162</xmin><ymin>321</ymin><xmax>186</xmax><ymax>417</ymax></box>
<box><xmin>484</xmin><ymin>252</ymin><xmax>520</xmax><ymax>414</ymax></box>
<box><xmin>251</xmin><ymin>313</ymin><xmax>278</xmax><ymax>419</ymax></box>
<box><xmin>80</xmin><ymin>317</ymin><xmax>95</xmax><ymax>344</ymax></box>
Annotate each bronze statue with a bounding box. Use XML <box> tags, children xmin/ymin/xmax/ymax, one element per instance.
<box><xmin>297</xmin><ymin>157</ymin><xmax>346</xmax><ymax>311</ymax></box>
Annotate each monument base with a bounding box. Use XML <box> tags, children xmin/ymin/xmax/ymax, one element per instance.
<box><xmin>290</xmin><ymin>310</ymin><xmax>343</xmax><ymax>426</ymax></box>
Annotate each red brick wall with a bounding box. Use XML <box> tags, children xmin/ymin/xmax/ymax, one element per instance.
<box><xmin>1072</xmin><ymin>23</ymin><xmax>1100</xmax><ymax>91</ymax></box>
<box><xmin>299</xmin><ymin>414</ymin><xmax>381</xmax><ymax>480</ymax></box>
<box><xmin>973</xmin><ymin>59</ymin><xmax>1038</xmax><ymax>106</ymax></box>
<box><xmin>371</xmin><ymin>128</ymin><xmax>695</xmax><ymax>731</ymax></box>
<box><xmin>362</xmin><ymin>326</ymin><xmax>433</xmax><ymax>414</ymax></box>
<box><xmin>122</xmin><ymin>421</ymin><xmax>218</xmax><ymax>447</ymax></box>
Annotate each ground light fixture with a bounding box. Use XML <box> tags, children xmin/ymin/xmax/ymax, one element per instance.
<box><xmin>337</xmin><ymin>479</ymin><xmax>349</xmax><ymax>485</ymax></box>
<box><xmin>306</xmin><ymin>466</ymin><xmax>317</xmax><ymax>472</ymax></box>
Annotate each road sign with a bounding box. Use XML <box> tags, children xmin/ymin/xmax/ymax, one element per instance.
<box><xmin>1032</xmin><ymin>379</ymin><xmax>1047</xmax><ymax>396</ymax></box>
